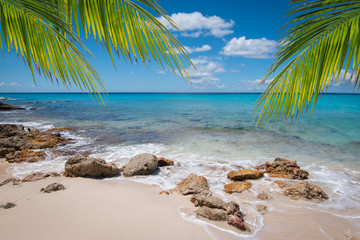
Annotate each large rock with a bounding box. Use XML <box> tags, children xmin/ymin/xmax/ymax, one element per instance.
<box><xmin>122</xmin><ymin>154</ymin><xmax>158</xmax><ymax>176</ymax></box>
<box><xmin>177</xmin><ymin>173</ymin><xmax>209</xmax><ymax>195</ymax></box>
<box><xmin>283</xmin><ymin>182</ymin><xmax>329</xmax><ymax>201</ymax></box>
<box><xmin>227</xmin><ymin>169</ymin><xmax>264</xmax><ymax>181</ymax></box>
<box><xmin>255</xmin><ymin>158</ymin><xmax>309</xmax><ymax>180</ymax></box>
<box><xmin>157</xmin><ymin>157</ymin><xmax>174</xmax><ymax>167</ymax></box>
<box><xmin>22</xmin><ymin>172</ymin><xmax>61</xmax><ymax>182</ymax></box>
<box><xmin>64</xmin><ymin>155</ymin><xmax>120</xmax><ymax>178</ymax></box>
<box><xmin>195</xmin><ymin>206</ymin><xmax>228</xmax><ymax>221</ymax></box>
<box><xmin>41</xmin><ymin>183</ymin><xmax>66</xmax><ymax>193</ymax></box>
<box><xmin>224</xmin><ymin>182</ymin><xmax>252</xmax><ymax>194</ymax></box>
<box><xmin>0</xmin><ymin>102</ymin><xmax>24</xmax><ymax>111</ymax></box>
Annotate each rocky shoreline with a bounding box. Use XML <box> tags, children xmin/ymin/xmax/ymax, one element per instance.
<box><xmin>0</xmin><ymin>123</ymin><xmax>332</xmax><ymax>235</ymax></box>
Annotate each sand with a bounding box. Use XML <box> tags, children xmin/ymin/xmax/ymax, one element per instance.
<box><xmin>0</xmin><ymin>161</ymin><xmax>359</xmax><ymax>240</ymax></box>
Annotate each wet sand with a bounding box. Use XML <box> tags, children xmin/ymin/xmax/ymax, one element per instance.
<box><xmin>0</xmin><ymin>161</ymin><xmax>359</xmax><ymax>240</ymax></box>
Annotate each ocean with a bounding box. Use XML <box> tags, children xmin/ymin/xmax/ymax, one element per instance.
<box><xmin>1</xmin><ymin>92</ymin><xmax>360</xmax><ymax>236</ymax></box>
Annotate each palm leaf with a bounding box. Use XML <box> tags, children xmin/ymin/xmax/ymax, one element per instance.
<box><xmin>255</xmin><ymin>0</ymin><xmax>360</xmax><ymax>125</ymax></box>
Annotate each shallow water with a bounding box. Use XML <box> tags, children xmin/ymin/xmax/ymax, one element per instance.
<box><xmin>1</xmin><ymin>92</ymin><xmax>360</xmax><ymax>237</ymax></box>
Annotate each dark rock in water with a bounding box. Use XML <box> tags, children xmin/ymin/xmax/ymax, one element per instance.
<box><xmin>0</xmin><ymin>178</ymin><xmax>22</xmax><ymax>186</ymax></box>
<box><xmin>0</xmin><ymin>102</ymin><xmax>24</xmax><ymax>111</ymax></box>
<box><xmin>41</xmin><ymin>183</ymin><xmax>66</xmax><ymax>193</ymax></box>
<box><xmin>6</xmin><ymin>149</ymin><xmax>47</xmax><ymax>163</ymax></box>
<box><xmin>227</xmin><ymin>215</ymin><xmax>248</xmax><ymax>231</ymax></box>
<box><xmin>22</xmin><ymin>172</ymin><xmax>61</xmax><ymax>182</ymax></box>
<box><xmin>157</xmin><ymin>157</ymin><xmax>174</xmax><ymax>167</ymax></box>
<box><xmin>0</xmin><ymin>202</ymin><xmax>17</xmax><ymax>209</ymax></box>
<box><xmin>177</xmin><ymin>173</ymin><xmax>209</xmax><ymax>195</ymax></box>
<box><xmin>191</xmin><ymin>195</ymin><xmax>228</xmax><ymax>210</ymax></box>
<box><xmin>227</xmin><ymin>169</ymin><xmax>264</xmax><ymax>181</ymax></box>
<box><xmin>257</xmin><ymin>192</ymin><xmax>271</xmax><ymax>200</ymax></box>
<box><xmin>224</xmin><ymin>182</ymin><xmax>252</xmax><ymax>193</ymax></box>
<box><xmin>123</xmin><ymin>153</ymin><xmax>158</xmax><ymax>176</ymax></box>
<box><xmin>64</xmin><ymin>155</ymin><xmax>120</xmax><ymax>178</ymax></box>
<box><xmin>195</xmin><ymin>206</ymin><xmax>228</xmax><ymax>221</ymax></box>
<box><xmin>255</xmin><ymin>157</ymin><xmax>309</xmax><ymax>180</ymax></box>
<box><xmin>283</xmin><ymin>182</ymin><xmax>329</xmax><ymax>201</ymax></box>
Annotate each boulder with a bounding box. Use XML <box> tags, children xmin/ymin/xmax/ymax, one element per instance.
<box><xmin>227</xmin><ymin>169</ymin><xmax>264</xmax><ymax>181</ymax></box>
<box><xmin>64</xmin><ymin>155</ymin><xmax>120</xmax><ymax>178</ymax></box>
<box><xmin>224</xmin><ymin>182</ymin><xmax>252</xmax><ymax>194</ymax></box>
<box><xmin>0</xmin><ymin>202</ymin><xmax>17</xmax><ymax>209</ymax></box>
<box><xmin>191</xmin><ymin>195</ymin><xmax>228</xmax><ymax>210</ymax></box>
<box><xmin>123</xmin><ymin>153</ymin><xmax>158</xmax><ymax>176</ymax></box>
<box><xmin>257</xmin><ymin>192</ymin><xmax>270</xmax><ymax>200</ymax></box>
<box><xmin>255</xmin><ymin>158</ymin><xmax>309</xmax><ymax>180</ymax></box>
<box><xmin>6</xmin><ymin>149</ymin><xmax>47</xmax><ymax>163</ymax></box>
<box><xmin>0</xmin><ymin>102</ymin><xmax>24</xmax><ymax>111</ymax></box>
<box><xmin>41</xmin><ymin>183</ymin><xmax>66</xmax><ymax>193</ymax></box>
<box><xmin>157</xmin><ymin>157</ymin><xmax>174</xmax><ymax>167</ymax></box>
<box><xmin>22</xmin><ymin>172</ymin><xmax>61</xmax><ymax>182</ymax></box>
<box><xmin>228</xmin><ymin>215</ymin><xmax>248</xmax><ymax>231</ymax></box>
<box><xmin>283</xmin><ymin>182</ymin><xmax>329</xmax><ymax>201</ymax></box>
<box><xmin>177</xmin><ymin>173</ymin><xmax>209</xmax><ymax>195</ymax></box>
<box><xmin>195</xmin><ymin>206</ymin><xmax>228</xmax><ymax>221</ymax></box>
<box><xmin>0</xmin><ymin>178</ymin><xmax>22</xmax><ymax>186</ymax></box>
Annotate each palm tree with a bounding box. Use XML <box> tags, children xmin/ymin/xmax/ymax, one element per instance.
<box><xmin>255</xmin><ymin>0</ymin><xmax>360</xmax><ymax>125</ymax></box>
<box><xmin>0</xmin><ymin>0</ymin><xmax>193</xmax><ymax>99</ymax></box>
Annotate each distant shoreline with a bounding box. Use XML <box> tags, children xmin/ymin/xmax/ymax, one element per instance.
<box><xmin>1</xmin><ymin>92</ymin><xmax>360</xmax><ymax>95</ymax></box>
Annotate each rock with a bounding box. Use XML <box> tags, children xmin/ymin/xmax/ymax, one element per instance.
<box><xmin>283</xmin><ymin>182</ymin><xmax>329</xmax><ymax>201</ymax></box>
<box><xmin>227</xmin><ymin>215</ymin><xmax>248</xmax><ymax>231</ymax></box>
<box><xmin>159</xmin><ymin>191</ymin><xmax>170</xmax><ymax>195</ymax></box>
<box><xmin>123</xmin><ymin>153</ymin><xmax>158</xmax><ymax>176</ymax></box>
<box><xmin>0</xmin><ymin>102</ymin><xmax>24</xmax><ymax>111</ymax></box>
<box><xmin>177</xmin><ymin>173</ymin><xmax>210</xmax><ymax>195</ymax></box>
<box><xmin>157</xmin><ymin>157</ymin><xmax>174</xmax><ymax>167</ymax></box>
<box><xmin>0</xmin><ymin>202</ymin><xmax>17</xmax><ymax>209</ymax></box>
<box><xmin>191</xmin><ymin>195</ymin><xmax>228</xmax><ymax>210</ymax></box>
<box><xmin>255</xmin><ymin>158</ymin><xmax>309</xmax><ymax>180</ymax></box>
<box><xmin>257</xmin><ymin>204</ymin><xmax>268</xmax><ymax>214</ymax></box>
<box><xmin>195</xmin><ymin>206</ymin><xmax>228</xmax><ymax>221</ymax></box>
<box><xmin>64</xmin><ymin>155</ymin><xmax>120</xmax><ymax>178</ymax></box>
<box><xmin>41</xmin><ymin>183</ymin><xmax>66</xmax><ymax>193</ymax></box>
<box><xmin>5</xmin><ymin>149</ymin><xmax>47</xmax><ymax>163</ymax></box>
<box><xmin>45</xmin><ymin>127</ymin><xmax>74</xmax><ymax>133</ymax></box>
<box><xmin>224</xmin><ymin>182</ymin><xmax>252</xmax><ymax>193</ymax></box>
<box><xmin>0</xmin><ymin>178</ymin><xmax>22</xmax><ymax>186</ymax></box>
<box><xmin>227</xmin><ymin>169</ymin><xmax>264</xmax><ymax>181</ymax></box>
<box><xmin>275</xmin><ymin>180</ymin><xmax>291</xmax><ymax>189</ymax></box>
<box><xmin>22</xmin><ymin>172</ymin><xmax>61</xmax><ymax>182</ymax></box>
<box><xmin>257</xmin><ymin>192</ymin><xmax>270</xmax><ymax>200</ymax></box>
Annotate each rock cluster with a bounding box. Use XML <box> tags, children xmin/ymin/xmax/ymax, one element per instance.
<box><xmin>0</xmin><ymin>102</ymin><xmax>24</xmax><ymax>111</ymax></box>
<box><xmin>0</xmin><ymin>124</ymin><xmax>70</xmax><ymax>163</ymax></box>
<box><xmin>255</xmin><ymin>158</ymin><xmax>309</xmax><ymax>180</ymax></box>
<box><xmin>41</xmin><ymin>183</ymin><xmax>66</xmax><ymax>193</ymax></box>
<box><xmin>191</xmin><ymin>195</ymin><xmax>249</xmax><ymax>231</ymax></box>
<box><xmin>64</xmin><ymin>155</ymin><xmax>120</xmax><ymax>178</ymax></box>
<box><xmin>283</xmin><ymin>182</ymin><xmax>329</xmax><ymax>201</ymax></box>
<box><xmin>177</xmin><ymin>173</ymin><xmax>210</xmax><ymax>195</ymax></box>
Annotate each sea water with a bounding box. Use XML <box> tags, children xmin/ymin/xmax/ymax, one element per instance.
<box><xmin>1</xmin><ymin>93</ymin><xmax>360</xmax><ymax>236</ymax></box>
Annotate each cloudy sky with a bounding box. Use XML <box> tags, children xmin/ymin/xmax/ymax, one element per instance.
<box><xmin>0</xmin><ymin>0</ymin><xmax>355</xmax><ymax>93</ymax></box>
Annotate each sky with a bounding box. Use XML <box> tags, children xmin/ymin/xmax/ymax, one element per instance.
<box><xmin>0</xmin><ymin>0</ymin><xmax>356</xmax><ymax>93</ymax></box>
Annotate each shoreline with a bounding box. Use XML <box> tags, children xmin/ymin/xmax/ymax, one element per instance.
<box><xmin>1</xmin><ymin>160</ymin><xmax>359</xmax><ymax>240</ymax></box>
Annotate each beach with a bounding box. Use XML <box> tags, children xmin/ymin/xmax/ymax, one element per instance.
<box><xmin>0</xmin><ymin>93</ymin><xmax>360</xmax><ymax>239</ymax></box>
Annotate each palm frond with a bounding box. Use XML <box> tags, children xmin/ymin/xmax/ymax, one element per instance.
<box><xmin>255</xmin><ymin>0</ymin><xmax>360</xmax><ymax>125</ymax></box>
<box><xmin>0</xmin><ymin>0</ymin><xmax>104</xmax><ymax>98</ymax></box>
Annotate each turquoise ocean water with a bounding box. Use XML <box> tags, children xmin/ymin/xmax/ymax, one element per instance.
<box><xmin>1</xmin><ymin>93</ymin><xmax>360</xmax><ymax>235</ymax></box>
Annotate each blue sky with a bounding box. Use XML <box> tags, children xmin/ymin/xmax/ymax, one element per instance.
<box><xmin>0</xmin><ymin>0</ymin><xmax>356</xmax><ymax>93</ymax></box>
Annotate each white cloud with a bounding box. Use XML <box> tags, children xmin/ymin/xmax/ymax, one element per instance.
<box><xmin>182</xmin><ymin>57</ymin><xmax>226</xmax><ymax>88</ymax></box>
<box><xmin>158</xmin><ymin>12</ymin><xmax>234</xmax><ymax>38</ymax></box>
<box><xmin>235</xmin><ymin>78</ymin><xmax>273</xmax><ymax>91</ymax></box>
<box><xmin>0</xmin><ymin>82</ymin><xmax>5</xmax><ymax>87</ymax></box>
<box><xmin>9</xmin><ymin>82</ymin><xmax>21</xmax><ymax>87</ymax></box>
<box><xmin>222</xmin><ymin>36</ymin><xmax>277</xmax><ymax>58</ymax></box>
<box><xmin>185</xmin><ymin>44</ymin><xmax>212</xmax><ymax>53</ymax></box>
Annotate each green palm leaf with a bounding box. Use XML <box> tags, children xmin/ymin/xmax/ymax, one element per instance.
<box><xmin>0</xmin><ymin>0</ymin><xmax>194</xmax><ymax>99</ymax></box>
<box><xmin>255</xmin><ymin>0</ymin><xmax>360</xmax><ymax>125</ymax></box>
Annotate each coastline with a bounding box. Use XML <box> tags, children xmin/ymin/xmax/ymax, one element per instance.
<box><xmin>1</xmin><ymin>160</ymin><xmax>359</xmax><ymax>240</ymax></box>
